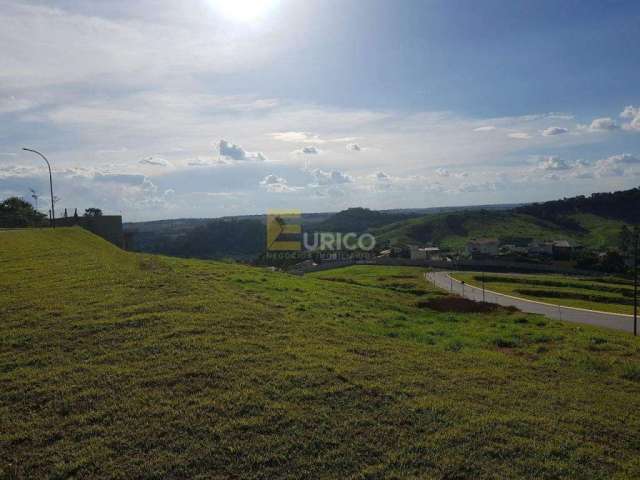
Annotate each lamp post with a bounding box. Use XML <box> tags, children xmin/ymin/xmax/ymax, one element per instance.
<box><xmin>23</xmin><ymin>148</ymin><xmax>55</xmax><ymax>228</ymax></box>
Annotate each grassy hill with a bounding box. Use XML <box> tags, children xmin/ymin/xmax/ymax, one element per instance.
<box><xmin>373</xmin><ymin>187</ymin><xmax>640</xmax><ymax>251</ymax></box>
<box><xmin>2</xmin><ymin>228</ymin><xmax>640</xmax><ymax>478</ymax></box>
<box><xmin>373</xmin><ymin>209</ymin><xmax>626</xmax><ymax>251</ymax></box>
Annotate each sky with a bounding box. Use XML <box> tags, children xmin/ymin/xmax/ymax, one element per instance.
<box><xmin>1</xmin><ymin>0</ymin><xmax>639</xmax><ymax>221</ymax></box>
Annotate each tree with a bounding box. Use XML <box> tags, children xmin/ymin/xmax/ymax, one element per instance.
<box><xmin>600</xmin><ymin>251</ymin><xmax>627</xmax><ymax>274</ymax></box>
<box><xmin>619</xmin><ymin>225</ymin><xmax>634</xmax><ymax>256</ymax></box>
<box><xmin>84</xmin><ymin>208</ymin><xmax>103</xmax><ymax>217</ymax></box>
<box><xmin>0</xmin><ymin>197</ymin><xmax>47</xmax><ymax>227</ymax></box>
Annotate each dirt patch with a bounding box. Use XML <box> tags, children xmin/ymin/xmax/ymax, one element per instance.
<box><xmin>417</xmin><ymin>296</ymin><xmax>518</xmax><ymax>314</ymax></box>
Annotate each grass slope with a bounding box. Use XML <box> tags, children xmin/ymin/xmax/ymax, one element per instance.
<box><xmin>451</xmin><ymin>272</ymin><xmax>636</xmax><ymax>315</ymax></box>
<box><xmin>373</xmin><ymin>210</ymin><xmax>625</xmax><ymax>250</ymax></box>
<box><xmin>2</xmin><ymin>228</ymin><xmax>640</xmax><ymax>478</ymax></box>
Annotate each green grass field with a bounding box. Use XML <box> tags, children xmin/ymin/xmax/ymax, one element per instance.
<box><xmin>2</xmin><ymin>228</ymin><xmax>640</xmax><ymax>478</ymax></box>
<box><xmin>451</xmin><ymin>272</ymin><xmax>636</xmax><ymax>315</ymax></box>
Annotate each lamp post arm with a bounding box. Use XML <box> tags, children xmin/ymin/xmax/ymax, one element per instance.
<box><xmin>22</xmin><ymin>148</ymin><xmax>55</xmax><ymax>228</ymax></box>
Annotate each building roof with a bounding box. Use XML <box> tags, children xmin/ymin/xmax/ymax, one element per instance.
<box><xmin>468</xmin><ymin>238</ymin><xmax>499</xmax><ymax>245</ymax></box>
<box><xmin>553</xmin><ymin>240</ymin><xmax>572</xmax><ymax>248</ymax></box>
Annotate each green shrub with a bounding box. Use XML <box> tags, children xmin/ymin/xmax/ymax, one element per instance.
<box><xmin>621</xmin><ymin>364</ymin><xmax>640</xmax><ymax>382</ymax></box>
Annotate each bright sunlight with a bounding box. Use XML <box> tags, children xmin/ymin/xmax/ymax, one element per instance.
<box><xmin>213</xmin><ymin>0</ymin><xmax>279</xmax><ymax>22</ymax></box>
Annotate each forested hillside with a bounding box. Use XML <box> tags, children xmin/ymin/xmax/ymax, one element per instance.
<box><xmin>517</xmin><ymin>187</ymin><xmax>640</xmax><ymax>223</ymax></box>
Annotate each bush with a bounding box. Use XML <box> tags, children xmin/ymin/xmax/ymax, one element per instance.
<box><xmin>494</xmin><ymin>336</ymin><xmax>521</xmax><ymax>348</ymax></box>
<box><xmin>621</xmin><ymin>364</ymin><xmax>640</xmax><ymax>382</ymax></box>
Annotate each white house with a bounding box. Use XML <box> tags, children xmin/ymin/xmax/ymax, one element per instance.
<box><xmin>466</xmin><ymin>238</ymin><xmax>499</xmax><ymax>257</ymax></box>
<box><xmin>409</xmin><ymin>245</ymin><xmax>441</xmax><ymax>260</ymax></box>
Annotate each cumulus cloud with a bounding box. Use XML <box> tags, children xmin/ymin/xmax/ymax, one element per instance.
<box><xmin>295</xmin><ymin>146</ymin><xmax>320</xmax><ymax>155</ymax></box>
<box><xmin>542</xmin><ymin>126</ymin><xmax>569</xmax><ymax>136</ymax></box>
<box><xmin>435</xmin><ymin>168</ymin><xmax>450</xmax><ymax>177</ymax></box>
<box><xmin>454</xmin><ymin>181</ymin><xmax>500</xmax><ymax>193</ymax></box>
<box><xmin>139</xmin><ymin>156</ymin><xmax>172</xmax><ymax>167</ymax></box>
<box><xmin>346</xmin><ymin>143</ymin><xmax>362</xmax><ymax>151</ymax></box>
<box><xmin>310</xmin><ymin>169</ymin><xmax>352</xmax><ymax>186</ymax></box>
<box><xmin>259</xmin><ymin>174</ymin><xmax>299</xmax><ymax>193</ymax></box>
<box><xmin>508</xmin><ymin>132</ymin><xmax>531</xmax><ymax>139</ymax></box>
<box><xmin>594</xmin><ymin>154</ymin><xmax>640</xmax><ymax>177</ymax></box>
<box><xmin>219</xmin><ymin>140</ymin><xmax>266</xmax><ymax>162</ymax></box>
<box><xmin>620</xmin><ymin>106</ymin><xmax>640</xmax><ymax>132</ymax></box>
<box><xmin>0</xmin><ymin>164</ymin><xmax>171</xmax><ymax>216</ymax></box>
<box><xmin>588</xmin><ymin>117</ymin><xmax>619</xmax><ymax>131</ymax></box>
<box><xmin>270</xmin><ymin>131</ymin><xmax>323</xmax><ymax>143</ymax></box>
<box><xmin>620</xmin><ymin>106</ymin><xmax>639</xmax><ymax>119</ymax></box>
<box><xmin>537</xmin><ymin>156</ymin><xmax>571</xmax><ymax>171</ymax></box>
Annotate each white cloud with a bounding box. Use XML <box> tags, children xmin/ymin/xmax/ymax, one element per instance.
<box><xmin>219</xmin><ymin>140</ymin><xmax>266</xmax><ymax>162</ymax></box>
<box><xmin>376</xmin><ymin>171</ymin><xmax>390</xmax><ymax>181</ymax></box>
<box><xmin>435</xmin><ymin>168</ymin><xmax>450</xmax><ymax>177</ymax></box>
<box><xmin>259</xmin><ymin>174</ymin><xmax>299</xmax><ymax>193</ymax></box>
<box><xmin>295</xmin><ymin>146</ymin><xmax>320</xmax><ymax>155</ymax></box>
<box><xmin>346</xmin><ymin>143</ymin><xmax>362</xmax><ymax>151</ymax></box>
<box><xmin>594</xmin><ymin>154</ymin><xmax>640</xmax><ymax>177</ymax></box>
<box><xmin>508</xmin><ymin>132</ymin><xmax>531</xmax><ymax>139</ymax></box>
<box><xmin>0</xmin><ymin>1</ymin><xmax>282</xmax><ymax>91</ymax></box>
<box><xmin>537</xmin><ymin>156</ymin><xmax>571</xmax><ymax>171</ymax></box>
<box><xmin>186</xmin><ymin>157</ymin><xmax>228</xmax><ymax>167</ymax></box>
<box><xmin>620</xmin><ymin>106</ymin><xmax>639</xmax><ymax>119</ymax></box>
<box><xmin>270</xmin><ymin>131</ymin><xmax>323</xmax><ymax>143</ymax></box>
<box><xmin>310</xmin><ymin>169</ymin><xmax>352</xmax><ymax>186</ymax></box>
<box><xmin>620</xmin><ymin>106</ymin><xmax>640</xmax><ymax>132</ymax></box>
<box><xmin>473</xmin><ymin>126</ymin><xmax>496</xmax><ymax>132</ymax></box>
<box><xmin>139</xmin><ymin>156</ymin><xmax>172</xmax><ymax>167</ymax></box>
<box><xmin>588</xmin><ymin>117</ymin><xmax>619</xmax><ymax>131</ymax></box>
<box><xmin>0</xmin><ymin>164</ymin><xmax>172</xmax><ymax>217</ymax></box>
<box><xmin>542</xmin><ymin>126</ymin><xmax>569</xmax><ymax>136</ymax></box>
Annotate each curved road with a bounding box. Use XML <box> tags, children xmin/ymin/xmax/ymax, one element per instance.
<box><xmin>426</xmin><ymin>271</ymin><xmax>637</xmax><ymax>333</ymax></box>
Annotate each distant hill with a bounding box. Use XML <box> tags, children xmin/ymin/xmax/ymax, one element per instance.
<box><xmin>372</xmin><ymin>187</ymin><xmax>640</xmax><ymax>251</ymax></box>
<box><xmin>122</xmin><ymin>188</ymin><xmax>639</xmax><ymax>258</ymax></box>
<box><xmin>124</xmin><ymin>204</ymin><xmax>516</xmax><ymax>259</ymax></box>
<box><xmin>308</xmin><ymin>207</ymin><xmax>422</xmax><ymax>234</ymax></box>
<box><xmin>373</xmin><ymin>210</ymin><xmax>626</xmax><ymax>251</ymax></box>
<box><xmin>516</xmin><ymin>187</ymin><xmax>640</xmax><ymax>224</ymax></box>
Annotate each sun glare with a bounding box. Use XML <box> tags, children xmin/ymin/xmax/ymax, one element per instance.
<box><xmin>213</xmin><ymin>0</ymin><xmax>278</xmax><ymax>22</ymax></box>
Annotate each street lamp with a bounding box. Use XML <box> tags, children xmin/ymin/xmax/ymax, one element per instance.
<box><xmin>23</xmin><ymin>148</ymin><xmax>55</xmax><ymax>228</ymax></box>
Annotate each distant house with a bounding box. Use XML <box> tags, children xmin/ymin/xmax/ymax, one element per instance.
<box><xmin>528</xmin><ymin>240</ymin><xmax>572</xmax><ymax>259</ymax></box>
<box><xmin>500</xmin><ymin>244</ymin><xmax>528</xmax><ymax>255</ymax></box>
<box><xmin>409</xmin><ymin>245</ymin><xmax>441</xmax><ymax>261</ymax></box>
<box><xmin>528</xmin><ymin>240</ymin><xmax>554</xmax><ymax>256</ymax></box>
<box><xmin>552</xmin><ymin>240</ymin><xmax>573</xmax><ymax>260</ymax></box>
<box><xmin>466</xmin><ymin>238</ymin><xmax>499</xmax><ymax>258</ymax></box>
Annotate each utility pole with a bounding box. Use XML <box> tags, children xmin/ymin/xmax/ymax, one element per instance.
<box><xmin>23</xmin><ymin>148</ymin><xmax>55</xmax><ymax>228</ymax></box>
<box><xmin>482</xmin><ymin>271</ymin><xmax>486</xmax><ymax>302</ymax></box>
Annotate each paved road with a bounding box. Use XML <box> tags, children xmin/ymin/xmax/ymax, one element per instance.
<box><xmin>426</xmin><ymin>271</ymin><xmax>637</xmax><ymax>333</ymax></box>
